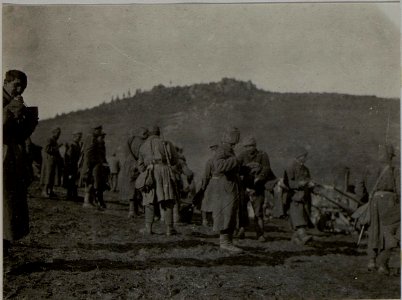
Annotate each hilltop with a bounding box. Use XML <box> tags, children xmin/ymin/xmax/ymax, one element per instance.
<box><xmin>31</xmin><ymin>78</ymin><xmax>400</xmax><ymax>183</ymax></box>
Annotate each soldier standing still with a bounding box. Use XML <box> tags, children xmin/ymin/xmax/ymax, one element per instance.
<box><xmin>40</xmin><ymin>127</ymin><xmax>62</xmax><ymax>198</ymax></box>
<box><xmin>137</xmin><ymin>126</ymin><xmax>179</xmax><ymax>236</ymax></box>
<box><xmin>205</xmin><ymin>127</ymin><xmax>243</xmax><ymax>253</ymax></box>
<box><xmin>238</xmin><ymin>137</ymin><xmax>272</xmax><ymax>242</ymax></box>
<box><xmin>109</xmin><ymin>153</ymin><xmax>121</xmax><ymax>192</ymax></box>
<box><xmin>119</xmin><ymin>127</ymin><xmax>149</xmax><ymax>218</ymax></box>
<box><xmin>284</xmin><ymin>147</ymin><xmax>314</xmax><ymax>245</ymax></box>
<box><xmin>356</xmin><ymin>144</ymin><xmax>400</xmax><ymax>275</ymax></box>
<box><xmin>3</xmin><ymin>70</ymin><xmax>38</xmax><ymax>255</ymax></box>
<box><xmin>64</xmin><ymin>132</ymin><xmax>82</xmax><ymax>199</ymax></box>
<box><xmin>81</xmin><ymin>126</ymin><xmax>109</xmax><ymax>209</ymax></box>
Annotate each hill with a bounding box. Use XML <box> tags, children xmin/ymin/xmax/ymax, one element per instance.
<box><xmin>31</xmin><ymin>78</ymin><xmax>400</xmax><ymax>184</ymax></box>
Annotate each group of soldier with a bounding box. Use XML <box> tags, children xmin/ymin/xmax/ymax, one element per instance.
<box><xmin>3</xmin><ymin>69</ymin><xmax>400</xmax><ymax>276</ymax></box>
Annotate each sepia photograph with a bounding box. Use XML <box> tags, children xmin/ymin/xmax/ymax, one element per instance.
<box><xmin>2</xmin><ymin>2</ymin><xmax>401</xmax><ymax>299</ymax></box>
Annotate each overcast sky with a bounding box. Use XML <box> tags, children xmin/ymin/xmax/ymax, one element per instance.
<box><xmin>3</xmin><ymin>3</ymin><xmax>400</xmax><ymax>119</ymax></box>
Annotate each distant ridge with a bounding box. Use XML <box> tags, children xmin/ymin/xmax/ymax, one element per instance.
<box><xmin>32</xmin><ymin>78</ymin><xmax>400</xmax><ymax>182</ymax></box>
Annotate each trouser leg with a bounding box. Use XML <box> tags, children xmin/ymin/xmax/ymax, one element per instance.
<box><xmin>128</xmin><ymin>200</ymin><xmax>135</xmax><ymax>218</ymax></box>
<box><xmin>162</xmin><ymin>200</ymin><xmax>176</xmax><ymax>236</ymax></box>
<box><xmin>144</xmin><ymin>204</ymin><xmax>155</xmax><ymax>234</ymax></box>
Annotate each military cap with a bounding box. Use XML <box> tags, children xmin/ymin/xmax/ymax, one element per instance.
<box><xmin>52</xmin><ymin>127</ymin><xmax>61</xmax><ymax>134</ymax></box>
<box><xmin>72</xmin><ymin>131</ymin><xmax>82</xmax><ymax>137</ymax></box>
<box><xmin>221</xmin><ymin>126</ymin><xmax>240</xmax><ymax>145</ymax></box>
<box><xmin>92</xmin><ymin>125</ymin><xmax>105</xmax><ymax>137</ymax></box>
<box><xmin>136</xmin><ymin>127</ymin><xmax>149</xmax><ymax>139</ymax></box>
<box><xmin>243</xmin><ymin>136</ymin><xmax>257</xmax><ymax>147</ymax></box>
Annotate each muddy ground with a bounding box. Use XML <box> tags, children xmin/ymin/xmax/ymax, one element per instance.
<box><xmin>3</xmin><ymin>184</ymin><xmax>400</xmax><ymax>299</ymax></box>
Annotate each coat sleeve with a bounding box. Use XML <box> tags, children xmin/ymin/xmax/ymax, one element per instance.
<box><xmin>213</xmin><ymin>148</ymin><xmax>238</xmax><ymax>174</ymax></box>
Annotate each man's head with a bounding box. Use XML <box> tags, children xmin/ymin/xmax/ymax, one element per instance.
<box><xmin>209</xmin><ymin>142</ymin><xmax>219</xmax><ymax>152</ymax></box>
<box><xmin>295</xmin><ymin>146</ymin><xmax>308</xmax><ymax>164</ymax></box>
<box><xmin>72</xmin><ymin>132</ymin><xmax>82</xmax><ymax>143</ymax></box>
<box><xmin>3</xmin><ymin>70</ymin><xmax>28</xmax><ymax>97</ymax></box>
<box><xmin>221</xmin><ymin>126</ymin><xmax>240</xmax><ymax>146</ymax></box>
<box><xmin>243</xmin><ymin>136</ymin><xmax>257</xmax><ymax>152</ymax></box>
<box><xmin>52</xmin><ymin>127</ymin><xmax>61</xmax><ymax>140</ymax></box>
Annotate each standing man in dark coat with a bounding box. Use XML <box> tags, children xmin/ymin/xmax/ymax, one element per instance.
<box><xmin>119</xmin><ymin>127</ymin><xmax>149</xmax><ymax>218</ymax></box>
<box><xmin>238</xmin><ymin>137</ymin><xmax>273</xmax><ymax>242</ymax></box>
<box><xmin>137</xmin><ymin>126</ymin><xmax>179</xmax><ymax>236</ymax></box>
<box><xmin>3</xmin><ymin>70</ymin><xmax>38</xmax><ymax>255</ymax></box>
<box><xmin>205</xmin><ymin>127</ymin><xmax>243</xmax><ymax>253</ymax></box>
<box><xmin>64</xmin><ymin>131</ymin><xmax>82</xmax><ymax>199</ymax></box>
<box><xmin>356</xmin><ymin>144</ymin><xmax>400</xmax><ymax>275</ymax></box>
<box><xmin>81</xmin><ymin>126</ymin><xmax>109</xmax><ymax>209</ymax></box>
<box><xmin>40</xmin><ymin>127</ymin><xmax>62</xmax><ymax>198</ymax></box>
<box><xmin>284</xmin><ymin>147</ymin><xmax>314</xmax><ymax>245</ymax></box>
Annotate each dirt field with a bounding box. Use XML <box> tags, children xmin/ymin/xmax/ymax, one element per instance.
<box><xmin>3</xmin><ymin>185</ymin><xmax>400</xmax><ymax>299</ymax></box>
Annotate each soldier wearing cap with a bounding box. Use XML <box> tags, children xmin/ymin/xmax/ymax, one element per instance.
<box><xmin>80</xmin><ymin>126</ymin><xmax>109</xmax><ymax>209</ymax></box>
<box><xmin>238</xmin><ymin>136</ymin><xmax>273</xmax><ymax>242</ymax></box>
<box><xmin>356</xmin><ymin>144</ymin><xmax>400</xmax><ymax>275</ymax></box>
<box><xmin>199</xmin><ymin>142</ymin><xmax>219</xmax><ymax>227</ymax></box>
<box><xmin>205</xmin><ymin>126</ymin><xmax>243</xmax><ymax>253</ymax></box>
<box><xmin>119</xmin><ymin>127</ymin><xmax>149</xmax><ymax>218</ymax></box>
<box><xmin>283</xmin><ymin>146</ymin><xmax>314</xmax><ymax>245</ymax></box>
<box><xmin>64</xmin><ymin>131</ymin><xmax>83</xmax><ymax>199</ymax></box>
<box><xmin>137</xmin><ymin>126</ymin><xmax>180</xmax><ymax>236</ymax></box>
<box><xmin>3</xmin><ymin>70</ymin><xmax>38</xmax><ymax>255</ymax></box>
<box><xmin>40</xmin><ymin>127</ymin><xmax>62</xmax><ymax>198</ymax></box>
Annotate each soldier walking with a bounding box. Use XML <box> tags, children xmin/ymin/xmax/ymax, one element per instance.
<box><xmin>3</xmin><ymin>70</ymin><xmax>38</xmax><ymax>255</ymax></box>
<box><xmin>283</xmin><ymin>147</ymin><xmax>314</xmax><ymax>245</ymax></box>
<box><xmin>238</xmin><ymin>137</ymin><xmax>273</xmax><ymax>242</ymax></box>
<box><xmin>40</xmin><ymin>127</ymin><xmax>62</xmax><ymax>198</ymax></box>
<box><xmin>137</xmin><ymin>126</ymin><xmax>179</xmax><ymax>236</ymax></box>
<box><xmin>80</xmin><ymin>126</ymin><xmax>109</xmax><ymax>209</ymax></box>
<box><xmin>205</xmin><ymin>127</ymin><xmax>243</xmax><ymax>253</ymax></box>
<box><xmin>64</xmin><ymin>131</ymin><xmax>82</xmax><ymax>199</ymax></box>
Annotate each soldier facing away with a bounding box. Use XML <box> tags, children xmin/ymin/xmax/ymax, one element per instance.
<box><xmin>64</xmin><ymin>131</ymin><xmax>82</xmax><ymax>199</ymax></box>
<box><xmin>3</xmin><ymin>70</ymin><xmax>38</xmax><ymax>255</ymax></box>
<box><xmin>80</xmin><ymin>126</ymin><xmax>109</xmax><ymax>209</ymax></box>
<box><xmin>40</xmin><ymin>127</ymin><xmax>62</xmax><ymax>198</ymax></box>
<box><xmin>119</xmin><ymin>127</ymin><xmax>149</xmax><ymax>218</ymax></box>
<box><xmin>137</xmin><ymin>126</ymin><xmax>179</xmax><ymax>236</ymax></box>
<box><xmin>238</xmin><ymin>136</ymin><xmax>273</xmax><ymax>242</ymax></box>
<box><xmin>204</xmin><ymin>126</ymin><xmax>243</xmax><ymax>253</ymax></box>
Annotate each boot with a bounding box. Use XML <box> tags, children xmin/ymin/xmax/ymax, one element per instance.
<box><xmin>141</xmin><ymin>205</ymin><xmax>155</xmax><ymax>235</ymax></box>
<box><xmin>95</xmin><ymin>190</ymin><xmax>106</xmax><ymax>210</ymax></box>
<box><xmin>297</xmin><ymin>227</ymin><xmax>312</xmax><ymax>245</ymax></box>
<box><xmin>235</xmin><ymin>227</ymin><xmax>245</xmax><ymax>239</ymax></box>
<box><xmin>128</xmin><ymin>201</ymin><xmax>135</xmax><ymax>218</ymax></box>
<box><xmin>173</xmin><ymin>202</ymin><xmax>180</xmax><ymax>224</ymax></box>
<box><xmin>83</xmin><ymin>192</ymin><xmax>93</xmax><ymax>208</ymax></box>
<box><xmin>202</xmin><ymin>212</ymin><xmax>209</xmax><ymax>227</ymax></box>
<box><xmin>255</xmin><ymin>218</ymin><xmax>266</xmax><ymax>242</ymax></box>
<box><xmin>165</xmin><ymin>207</ymin><xmax>177</xmax><ymax>236</ymax></box>
<box><xmin>220</xmin><ymin>234</ymin><xmax>243</xmax><ymax>253</ymax></box>
<box><xmin>367</xmin><ymin>258</ymin><xmax>376</xmax><ymax>271</ymax></box>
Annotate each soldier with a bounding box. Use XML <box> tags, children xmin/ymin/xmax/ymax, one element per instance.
<box><xmin>205</xmin><ymin>127</ymin><xmax>243</xmax><ymax>253</ymax></box>
<box><xmin>356</xmin><ymin>144</ymin><xmax>400</xmax><ymax>275</ymax></box>
<box><xmin>200</xmin><ymin>142</ymin><xmax>219</xmax><ymax>227</ymax></box>
<box><xmin>109</xmin><ymin>153</ymin><xmax>121</xmax><ymax>192</ymax></box>
<box><xmin>119</xmin><ymin>127</ymin><xmax>149</xmax><ymax>218</ymax></box>
<box><xmin>40</xmin><ymin>127</ymin><xmax>62</xmax><ymax>198</ymax></box>
<box><xmin>284</xmin><ymin>147</ymin><xmax>314</xmax><ymax>245</ymax></box>
<box><xmin>64</xmin><ymin>132</ymin><xmax>82</xmax><ymax>199</ymax></box>
<box><xmin>3</xmin><ymin>70</ymin><xmax>38</xmax><ymax>255</ymax></box>
<box><xmin>81</xmin><ymin>126</ymin><xmax>109</xmax><ymax>209</ymax></box>
<box><xmin>238</xmin><ymin>137</ymin><xmax>273</xmax><ymax>242</ymax></box>
<box><xmin>137</xmin><ymin>126</ymin><xmax>179</xmax><ymax>236</ymax></box>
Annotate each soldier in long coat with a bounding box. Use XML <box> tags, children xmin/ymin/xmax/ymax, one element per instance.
<box><xmin>40</xmin><ymin>127</ymin><xmax>62</xmax><ymax>198</ymax></box>
<box><xmin>238</xmin><ymin>137</ymin><xmax>273</xmax><ymax>242</ymax></box>
<box><xmin>3</xmin><ymin>70</ymin><xmax>38</xmax><ymax>254</ymax></box>
<box><xmin>200</xmin><ymin>143</ymin><xmax>219</xmax><ymax>227</ymax></box>
<box><xmin>205</xmin><ymin>127</ymin><xmax>243</xmax><ymax>253</ymax></box>
<box><xmin>284</xmin><ymin>147</ymin><xmax>314</xmax><ymax>245</ymax></box>
<box><xmin>119</xmin><ymin>127</ymin><xmax>149</xmax><ymax>218</ymax></box>
<box><xmin>355</xmin><ymin>144</ymin><xmax>400</xmax><ymax>275</ymax></box>
<box><xmin>64</xmin><ymin>132</ymin><xmax>82</xmax><ymax>199</ymax></box>
<box><xmin>81</xmin><ymin>126</ymin><xmax>109</xmax><ymax>209</ymax></box>
<box><xmin>137</xmin><ymin>126</ymin><xmax>179</xmax><ymax>236</ymax></box>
